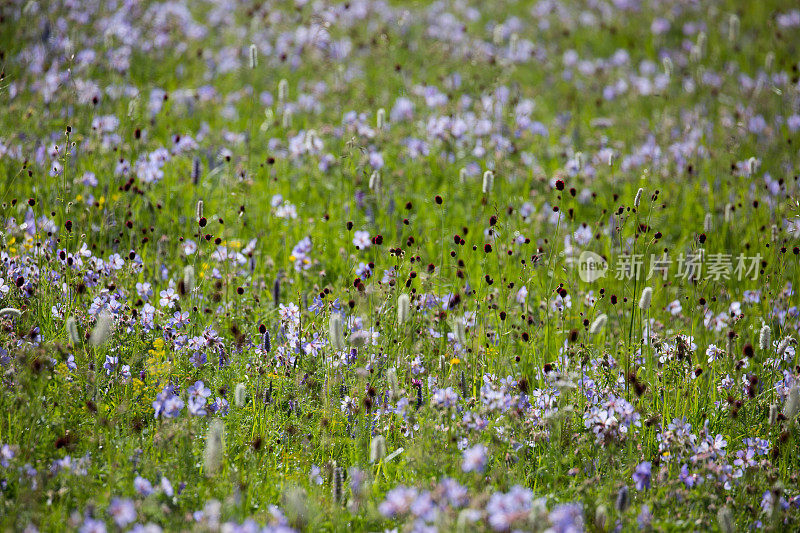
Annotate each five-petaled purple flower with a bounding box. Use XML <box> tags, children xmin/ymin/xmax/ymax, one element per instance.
<box><xmin>153</xmin><ymin>385</ymin><xmax>184</xmax><ymax>419</ymax></box>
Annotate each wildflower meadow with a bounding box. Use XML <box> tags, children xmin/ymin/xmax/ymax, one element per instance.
<box><xmin>1</xmin><ymin>0</ymin><xmax>800</xmax><ymax>531</ymax></box>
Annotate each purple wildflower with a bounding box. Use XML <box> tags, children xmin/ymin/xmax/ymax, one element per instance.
<box><xmin>461</xmin><ymin>443</ymin><xmax>488</xmax><ymax>473</ymax></box>
<box><xmin>632</xmin><ymin>461</ymin><xmax>652</xmax><ymax>491</ymax></box>
<box><xmin>152</xmin><ymin>385</ymin><xmax>184</xmax><ymax>419</ymax></box>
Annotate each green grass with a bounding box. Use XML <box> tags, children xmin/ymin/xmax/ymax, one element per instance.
<box><xmin>0</xmin><ymin>0</ymin><xmax>799</xmax><ymax>531</ymax></box>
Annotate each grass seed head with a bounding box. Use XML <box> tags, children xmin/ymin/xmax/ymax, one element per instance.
<box><xmin>249</xmin><ymin>44</ymin><xmax>257</xmax><ymax>69</ymax></box>
<box><xmin>397</xmin><ymin>293</ymin><xmax>410</xmax><ymax>325</ymax></box>
<box><xmin>370</xmin><ymin>435</ymin><xmax>387</xmax><ymax>463</ymax></box>
<box><xmin>759</xmin><ymin>324</ymin><xmax>771</xmax><ymax>351</ymax></box>
<box><xmin>329</xmin><ymin>313</ymin><xmax>345</xmax><ymax>351</ymax></box>
<box><xmin>66</xmin><ymin>316</ymin><xmax>80</xmax><ymax>345</ymax></box>
<box><xmin>203</xmin><ymin>419</ymin><xmax>225</xmax><ymax>476</ymax></box>
<box><xmin>482</xmin><ymin>170</ymin><xmax>494</xmax><ymax>194</ymax></box>
<box><xmin>234</xmin><ymin>383</ymin><xmax>247</xmax><ymax>407</ymax></box>
<box><xmin>89</xmin><ymin>312</ymin><xmax>113</xmax><ymax>346</ymax></box>
<box><xmin>639</xmin><ymin>287</ymin><xmax>653</xmax><ymax>311</ymax></box>
<box><xmin>589</xmin><ymin>314</ymin><xmax>607</xmax><ymax>335</ymax></box>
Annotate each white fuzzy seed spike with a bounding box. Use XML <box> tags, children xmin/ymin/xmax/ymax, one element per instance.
<box><xmin>728</xmin><ymin>14</ymin><xmax>739</xmax><ymax>44</ymax></box>
<box><xmin>759</xmin><ymin>324</ymin><xmax>771</xmax><ymax>351</ymax></box>
<box><xmin>249</xmin><ymin>44</ymin><xmax>258</xmax><ymax>69</ymax></box>
<box><xmin>376</xmin><ymin>108</ymin><xmax>385</xmax><ymax>130</ymax></box>
<box><xmin>634</xmin><ymin>188</ymin><xmax>643</xmax><ymax>208</ymax></box>
<box><xmin>204</xmin><ymin>419</ymin><xmax>225</xmax><ymax>476</ymax></box>
<box><xmin>397</xmin><ymin>293</ymin><xmax>410</xmax><ymax>325</ymax></box>
<box><xmin>89</xmin><ymin>312</ymin><xmax>113</xmax><ymax>346</ymax></box>
<box><xmin>0</xmin><ymin>307</ymin><xmax>22</xmax><ymax>319</ymax></box>
<box><xmin>784</xmin><ymin>385</ymin><xmax>800</xmax><ymax>421</ymax></box>
<box><xmin>717</xmin><ymin>506</ymin><xmax>735</xmax><ymax>533</ymax></box>
<box><xmin>329</xmin><ymin>313</ymin><xmax>345</xmax><ymax>351</ymax></box>
<box><xmin>369</xmin><ymin>435</ymin><xmax>387</xmax><ymax>463</ymax></box>
<box><xmin>387</xmin><ymin>368</ymin><xmax>399</xmax><ymax>399</ymax></box>
<box><xmin>662</xmin><ymin>57</ymin><xmax>673</xmax><ymax>77</ymax></box>
<box><xmin>482</xmin><ymin>170</ymin><xmax>494</xmax><ymax>194</ymax></box>
<box><xmin>639</xmin><ymin>287</ymin><xmax>653</xmax><ymax>311</ymax></box>
<box><xmin>183</xmin><ymin>265</ymin><xmax>196</xmax><ymax>294</ymax></box>
<box><xmin>278</xmin><ymin>79</ymin><xmax>288</xmax><ymax>103</ymax></box>
<box><xmin>66</xmin><ymin>317</ymin><xmax>80</xmax><ymax>345</ymax></box>
<box><xmin>234</xmin><ymin>383</ymin><xmax>247</xmax><ymax>407</ymax></box>
<box><xmin>453</xmin><ymin>319</ymin><xmax>467</xmax><ymax>346</ymax></box>
<box><xmin>777</xmin><ymin>337</ymin><xmax>794</xmax><ymax>359</ymax></box>
<box><xmin>589</xmin><ymin>314</ymin><xmax>607</xmax><ymax>335</ymax></box>
<box><xmin>369</xmin><ymin>170</ymin><xmax>381</xmax><ymax>193</ymax></box>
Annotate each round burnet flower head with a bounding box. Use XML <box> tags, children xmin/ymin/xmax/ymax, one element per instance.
<box><xmin>397</xmin><ymin>293</ymin><xmax>410</xmax><ymax>325</ymax></box>
<box><xmin>203</xmin><ymin>419</ymin><xmax>225</xmax><ymax>476</ymax></box>
<box><xmin>638</xmin><ymin>287</ymin><xmax>653</xmax><ymax>311</ymax></box>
